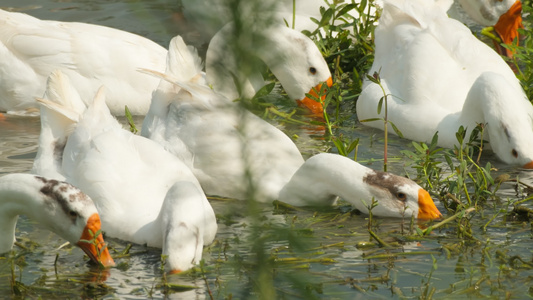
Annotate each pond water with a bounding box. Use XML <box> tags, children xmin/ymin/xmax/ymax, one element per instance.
<box><xmin>1</xmin><ymin>1</ymin><xmax>533</xmax><ymax>299</ymax></box>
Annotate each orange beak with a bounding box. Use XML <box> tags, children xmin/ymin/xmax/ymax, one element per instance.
<box><xmin>523</xmin><ymin>161</ymin><xmax>533</xmax><ymax>169</ymax></box>
<box><xmin>297</xmin><ymin>77</ymin><xmax>333</xmax><ymax>115</ymax></box>
<box><xmin>417</xmin><ymin>189</ymin><xmax>442</xmax><ymax>220</ymax></box>
<box><xmin>493</xmin><ymin>0</ymin><xmax>523</xmax><ymax>58</ymax></box>
<box><xmin>77</xmin><ymin>213</ymin><xmax>115</xmax><ymax>268</ymax></box>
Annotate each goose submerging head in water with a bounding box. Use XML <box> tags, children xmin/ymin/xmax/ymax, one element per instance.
<box><xmin>31</xmin><ymin>70</ymin><xmax>217</xmax><ymax>274</ymax></box>
<box><xmin>181</xmin><ymin>0</ymin><xmax>334</xmax><ymax>116</ymax></box>
<box><xmin>0</xmin><ymin>173</ymin><xmax>114</xmax><ymax>267</ymax></box>
<box><xmin>356</xmin><ymin>0</ymin><xmax>533</xmax><ymax>168</ymax></box>
<box><xmin>141</xmin><ymin>36</ymin><xmax>441</xmax><ymax>220</ymax></box>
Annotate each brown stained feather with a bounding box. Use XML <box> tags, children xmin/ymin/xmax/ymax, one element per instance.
<box><xmin>363</xmin><ymin>170</ymin><xmax>412</xmax><ymax>204</ymax></box>
<box><xmin>35</xmin><ymin>175</ymin><xmax>90</xmax><ymax>223</ymax></box>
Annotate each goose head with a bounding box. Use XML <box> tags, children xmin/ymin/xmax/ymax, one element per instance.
<box><xmin>159</xmin><ymin>181</ymin><xmax>217</xmax><ymax>274</ymax></box>
<box><xmin>258</xmin><ymin>26</ymin><xmax>333</xmax><ymax>115</ymax></box>
<box><xmin>464</xmin><ymin>72</ymin><xmax>533</xmax><ymax>168</ymax></box>
<box><xmin>484</xmin><ymin>102</ymin><xmax>533</xmax><ymax>169</ymax></box>
<box><xmin>0</xmin><ymin>174</ymin><xmax>115</xmax><ymax>267</ymax></box>
<box><xmin>361</xmin><ymin>169</ymin><xmax>442</xmax><ymax>219</ymax></box>
<box><xmin>206</xmin><ymin>23</ymin><xmax>332</xmax><ymax>115</ymax></box>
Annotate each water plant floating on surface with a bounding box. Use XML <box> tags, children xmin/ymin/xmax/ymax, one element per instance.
<box><xmin>0</xmin><ymin>173</ymin><xmax>115</xmax><ymax>268</ymax></box>
<box><xmin>2</xmin><ymin>0</ymin><xmax>533</xmax><ymax>298</ymax></box>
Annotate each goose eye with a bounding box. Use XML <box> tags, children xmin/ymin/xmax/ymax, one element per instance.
<box><xmin>512</xmin><ymin>149</ymin><xmax>518</xmax><ymax>158</ymax></box>
<box><xmin>309</xmin><ymin>67</ymin><xmax>317</xmax><ymax>75</ymax></box>
<box><xmin>396</xmin><ymin>192</ymin><xmax>407</xmax><ymax>201</ymax></box>
<box><xmin>69</xmin><ymin>210</ymin><xmax>78</xmax><ymax>219</ymax></box>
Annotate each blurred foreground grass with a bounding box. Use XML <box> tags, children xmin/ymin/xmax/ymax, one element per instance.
<box><xmin>4</xmin><ymin>0</ymin><xmax>533</xmax><ymax>299</ymax></box>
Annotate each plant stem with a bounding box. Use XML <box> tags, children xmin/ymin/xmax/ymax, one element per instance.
<box><xmin>291</xmin><ymin>0</ymin><xmax>295</xmax><ymax>29</ymax></box>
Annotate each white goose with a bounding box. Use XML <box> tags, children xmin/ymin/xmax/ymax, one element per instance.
<box><xmin>142</xmin><ymin>37</ymin><xmax>441</xmax><ymax>219</ymax></box>
<box><xmin>206</xmin><ymin>22</ymin><xmax>332</xmax><ymax>115</ymax></box>
<box><xmin>279</xmin><ymin>153</ymin><xmax>440</xmax><ymax>218</ymax></box>
<box><xmin>32</xmin><ymin>70</ymin><xmax>217</xmax><ymax>273</ymax></box>
<box><xmin>0</xmin><ymin>173</ymin><xmax>114</xmax><ymax>267</ymax></box>
<box><xmin>0</xmin><ymin>7</ymin><xmax>332</xmax><ymax>116</ymax></box>
<box><xmin>356</xmin><ymin>0</ymin><xmax>533</xmax><ymax>168</ymax></box>
<box><xmin>0</xmin><ymin>8</ymin><xmax>167</xmax><ymax>116</ymax></box>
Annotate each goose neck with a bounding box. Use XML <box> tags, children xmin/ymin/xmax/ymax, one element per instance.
<box><xmin>0</xmin><ymin>175</ymin><xmax>45</xmax><ymax>253</ymax></box>
<box><xmin>279</xmin><ymin>153</ymin><xmax>370</xmax><ymax>208</ymax></box>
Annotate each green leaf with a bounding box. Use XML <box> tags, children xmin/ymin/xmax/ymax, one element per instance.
<box><xmin>347</xmin><ymin>138</ymin><xmax>360</xmax><ymax>154</ymax></box>
<box><xmin>366</xmin><ymin>74</ymin><xmax>379</xmax><ymax>84</ymax></box>
<box><xmin>415</xmin><ymin>227</ymin><xmax>423</xmax><ymax>236</ymax></box>
<box><xmin>336</xmin><ymin>4</ymin><xmax>357</xmax><ymax>19</ymax></box>
<box><xmin>423</xmin><ymin>226</ymin><xmax>434</xmax><ymax>236</ymax></box>
<box><xmin>125</xmin><ymin>105</ymin><xmax>138</xmax><ymax>134</ymax></box>
<box><xmin>253</xmin><ymin>82</ymin><xmax>275</xmax><ymax>99</ymax></box>
<box><xmin>455</xmin><ymin>126</ymin><xmax>466</xmax><ymax>144</ymax></box>
<box><xmin>332</xmin><ymin>138</ymin><xmax>346</xmax><ymax>156</ymax></box>
<box><xmin>389</xmin><ymin>121</ymin><xmax>404</xmax><ymax>138</ymax></box>
<box><xmin>444</xmin><ymin>153</ymin><xmax>454</xmax><ymax>169</ymax></box>
<box><xmin>401</xmin><ymin>150</ymin><xmax>417</xmax><ymax>159</ymax></box>
<box><xmin>319</xmin><ymin>8</ymin><xmax>334</xmax><ymax>28</ymax></box>
<box><xmin>358</xmin><ymin>0</ymin><xmax>368</xmax><ymax>14</ymax></box>
<box><xmin>359</xmin><ymin>118</ymin><xmax>382</xmax><ymax>123</ymax></box>
<box><xmin>377</xmin><ymin>96</ymin><xmax>383</xmax><ymax>114</ymax></box>
<box><xmin>158</xmin><ymin>283</ymin><xmax>199</xmax><ymax>292</ymax></box>
<box><xmin>412</xmin><ymin>142</ymin><xmax>426</xmax><ymax>154</ymax></box>
<box><xmin>430</xmin><ymin>132</ymin><xmax>439</xmax><ymax>148</ymax></box>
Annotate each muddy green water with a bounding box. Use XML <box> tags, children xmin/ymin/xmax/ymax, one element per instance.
<box><xmin>1</xmin><ymin>1</ymin><xmax>533</xmax><ymax>299</ymax></box>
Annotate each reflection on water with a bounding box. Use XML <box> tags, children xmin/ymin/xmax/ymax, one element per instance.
<box><xmin>2</xmin><ymin>107</ymin><xmax>533</xmax><ymax>298</ymax></box>
<box><xmin>1</xmin><ymin>0</ymin><xmax>533</xmax><ymax>299</ymax></box>
<box><xmin>0</xmin><ymin>116</ymin><xmax>39</xmax><ymax>175</ymax></box>
<box><xmin>0</xmin><ymin>111</ymin><xmax>444</xmax><ymax>299</ymax></box>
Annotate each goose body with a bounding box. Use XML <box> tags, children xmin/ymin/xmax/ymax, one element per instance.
<box><xmin>32</xmin><ymin>71</ymin><xmax>217</xmax><ymax>273</ymax></box>
<box><xmin>143</xmin><ymin>37</ymin><xmax>305</xmax><ymax>202</ymax></box>
<box><xmin>142</xmin><ymin>37</ymin><xmax>441</xmax><ymax>219</ymax></box>
<box><xmin>0</xmin><ymin>173</ymin><xmax>114</xmax><ymax>267</ymax></box>
<box><xmin>0</xmin><ymin>9</ymin><xmax>167</xmax><ymax>116</ymax></box>
<box><xmin>356</xmin><ymin>0</ymin><xmax>533</xmax><ymax>168</ymax></box>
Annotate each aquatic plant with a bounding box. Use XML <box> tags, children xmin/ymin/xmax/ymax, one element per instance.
<box><xmin>4</xmin><ymin>0</ymin><xmax>533</xmax><ymax>298</ymax></box>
